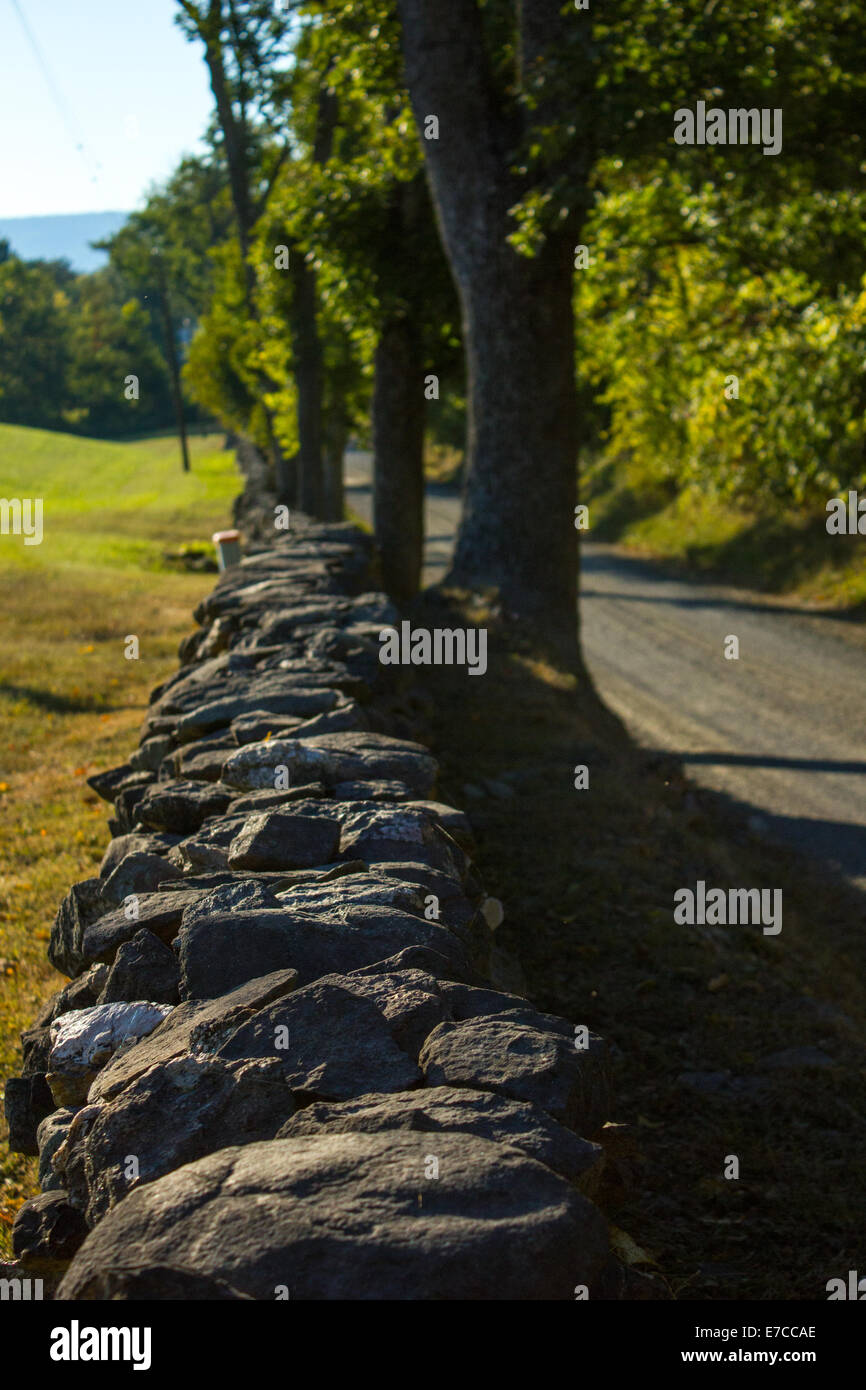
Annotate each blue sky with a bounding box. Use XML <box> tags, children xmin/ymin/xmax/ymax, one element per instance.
<box><xmin>0</xmin><ymin>0</ymin><xmax>215</xmax><ymax>217</ymax></box>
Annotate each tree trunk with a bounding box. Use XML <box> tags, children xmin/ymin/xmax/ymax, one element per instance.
<box><xmin>285</xmin><ymin>86</ymin><xmax>338</xmax><ymax>520</ymax></box>
<box><xmin>373</xmin><ymin>316</ymin><xmax>426</xmax><ymax>606</ymax></box>
<box><xmin>322</xmin><ymin>414</ymin><xmax>347</xmax><ymax>523</ymax></box>
<box><xmin>289</xmin><ymin>250</ymin><xmax>325</xmax><ymax>518</ymax></box>
<box><xmin>155</xmin><ymin>268</ymin><xmax>191</xmax><ymax>474</ymax></box>
<box><xmin>452</xmin><ymin>229</ymin><xmax>578</xmax><ymax>639</ymax></box>
<box><xmin>397</xmin><ymin>0</ymin><xmax>580</xmax><ymax>662</ymax></box>
<box><xmin>268</xmin><ymin>421</ymin><xmax>296</xmax><ymax>506</ymax></box>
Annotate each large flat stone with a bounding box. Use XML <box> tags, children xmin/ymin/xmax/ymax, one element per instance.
<box><xmin>57</xmin><ymin>1133</ymin><xmax>609</xmax><ymax>1300</ymax></box>
<box><xmin>280</xmin><ymin>1086</ymin><xmax>603</xmax><ymax>1187</ymax></box>
<box><xmin>222</xmin><ymin>732</ymin><xmax>437</xmax><ymax>798</ymax></box>
<box><xmin>176</xmin><ymin>905</ymin><xmax>466</xmax><ymax>999</ymax></box>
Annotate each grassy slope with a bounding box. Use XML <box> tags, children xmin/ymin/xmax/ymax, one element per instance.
<box><xmin>0</xmin><ymin>425</ymin><xmax>240</xmax><ymax>1253</ymax></box>
<box><xmin>583</xmin><ymin>454</ymin><xmax>866</xmax><ymax>614</ymax></box>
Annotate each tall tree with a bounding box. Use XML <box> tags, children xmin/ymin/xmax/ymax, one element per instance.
<box><xmin>396</xmin><ymin>0</ymin><xmax>585</xmax><ymax>660</ymax></box>
<box><xmin>281</xmin><ymin>4</ymin><xmax>461</xmax><ymax>600</ymax></box>
<box><xmin>176</xmin><ymin>0</ymin><xmax>304</xmax><ymax>504</ymax></box>
<box><xmin>0</xmin><ymin>256</ymin><xmax>74</xmax><ymax>429</ymax></box>
<box><xmin>396</xmin><ymin>0</ymin><xmax>866</xmax><ymax>659</ymax></box>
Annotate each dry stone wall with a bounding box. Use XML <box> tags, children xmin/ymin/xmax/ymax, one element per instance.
<box><xmin>4</xmin><ymin>495</ymin><xmax>623</xmax><ymax>1301</ymax></box>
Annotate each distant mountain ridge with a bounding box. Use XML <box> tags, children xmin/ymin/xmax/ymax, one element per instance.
<box><xmin>0</xmin><ymin>211</ymin><xmax>131</xmax><ymax>273</ymax></box>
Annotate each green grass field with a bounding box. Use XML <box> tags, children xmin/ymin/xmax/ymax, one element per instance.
<box><xmin>0</xmin><ymin>424</ymin><xmax>240</xmax><ymax>1252</ymax></box>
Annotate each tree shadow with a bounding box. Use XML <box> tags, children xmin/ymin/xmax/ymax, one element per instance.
<box><xmin>581</xmin><ymin>545</ymin><xmax>866</xmax><ymax>625</ymax></box>
<box><xmin>0</xmin><ymin>681</ymin><xmax>110</xmax><ymax>715</ymax></box>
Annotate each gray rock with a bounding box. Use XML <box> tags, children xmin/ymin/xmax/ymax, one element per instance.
<box><xmin>405</xmin><ymin>800</ymin><xmax>474</xmax><ymax>847</ymax></box>
<box><xmin>101</xmin><ymin>853</ymin><xmax>184</xmax><ymax>907</ymax></box>
<box><xmin>168</xmin><ymin>837</ymin><xmax>230</xmax><ymax>873</ymax></box>
<box><xmin>177</xmin><ymin>904</ymin><xmax>466</xmax><ymax>999</ymax></box>
<box><xmin>333</xmin><ymin>779</ymin><xmax>413</xmax><ymax>801</ymax></box>
<box><xmin>347</xmin><ymin>944</ymin><xmax>481</xmax><ymax>987</ymax></box>
<box><xmin>271</xmin><ymin>859</ymin><xmax>368</xmax><ymax>887</ymax></box>
<box><xmin>214</xmin><ymin>975</ymin><xmax>422</xmax><ymax>1098</ymax></box>
<box><xmin>49</xmin><ymin>878</ymin><xmax>106</xmax><ymax>978</ymax></box>
<box><xmin>437</xmin><ymin>982</ymin><xmax>575</xmax><ymax>1035</ymax></box>
<box><xmin>3</xmin><ymin>1074</ymin><xmax>55</xmax><ymax>1155</ymax></box>
<box><xmin>113</xmin><ymin>782</ymin><xmax>157</xmax><ymax>833</ymax></box>
<box><xmin>135</xmin><ymin>780</ymin><xmax>235</xmax><ymax>834</ymax></box>
<box><xmin>227</xmin><ymin>811</ymin><xmax>340</xmax><ymax>871</ymax></box>
<box><xmin>89</xmin><ymin>970</ymin><xmax>300</xmax><ymax>1102</ymax></box>
<box><xmin>37</xmin><ymin>1109</ymin><xmax>76</xmax><ymax>1191</ymax></box>
<box><xmin>173</xmin><ymin>742</ymin><xmax>235</xmax><ymax>782</ymax></box>
<box><xmin>148</xmin><ymin>654</ymin><xmax>245</xmax><ymax>714</ymax></box>
<box><xmin>176</xmin><ymin>911</ymin><xmax>306</xmax><ymax>1000</ymax></box>
<box><xmin>165</xmin><ymin>814</ymin><xmax>250</xmax><ymax>873</ymax></box>
<box><xmin>230</xmin><ymin>711</ymin><xmax>305</xmax><ymax>745</ymax></box>
<box><xmin>347</xmin><ymin>592</ymin><xmax>399</xmax><ymax>625</ymax></box>
<box><xmin>180</xmin><ymin>879</ymin><xmax>284</xmax><ymax>928</ymax></box>
<box><xmin>375</xmin><ymin>862</ymin><xmax>483</xmax><ymax>942</ymax></box>
<box><xmin>419</xmin><ymin>1017</ymin><xmax>609</xmax><ymax>1134</ymax></box>
<box><xmin>87</xmin><ymin>763</ymin><xmax>149</xmax><ymax>804</ymax></box>
<box><xmin>279</xmin><ymin>1087</ymin><xmax>603</xmax><ymax>1187</ymax></box>
<box><xmin>221</xmin><ymin>739</ymin><xmax>333</xmax><ymax>791</ymax></box>
<box><xmin>56</xmin><ymin>1266</ymin><xmax>254</xmax><ymax>1300</ymax></box>
<box><xmin>80</xmin><ymin>890</ymin><xmax>194</xmax><ymax>965</ymax></box>
<box><xmin>81</xmin><ymin>1055</ymin><xmax>296</xmax><ymax>1223</ymax></box>
<box><xmin>253</xmin><ymin>603</ymin><xmax>351</xmax><ymax>644</ymax></box>
<box><xmin>308</xmin><ymin>732</ymin><xmax>438</xmax><ymax>796</ymax></box>
<box><xmin>57</xmin><ymin>1133</ymin><xmax>609</xmax><ymax>1300</ymax></box>
<box><xmin>13</xmin><ymin>1191</ymin><xmax>89</xmax><ymax>1276</ymax></box>
<box><xmin>290</xmin><ymin>700</ymin><xmax>368</xmax><ymax>739</ymax></box>
<box><xmin>377</xmin><ymin>859</ymin><xmax>469</xmax><ymax>890</ymax></box>
<box><xmin>222</xmin><ymin>731</ymin><xmax>437</xmax><ymax>798</ymax></box>
<box><xmin>20</xmin><ymin>1024</ymin><xmax>52</xmax><ymax>1076</ymax></box>
<box><xmin>97</xmin><ymin>930</ymin><xmax>180</xmax><ymax>1006</ymax></box>
<box><xmin>226</xmin><ymin>782</ymin><xmax>331</xmax><ymax>813</ymax></box>
<box><xmin>47</xmin><ymin>1002</ymin><xmax>174</xmax><ymax>1108</ymax></box>
<box><xmin>274</xmin><ymin>871</ymin><xmax>423</xmax><ymax>919</ymax></box>
<box><xmin>338</xmin><ymin>805</ymin><xmax>466</xmax><ymax>877</ymax></box>
<box><xmin>129</xmin><ymin>735</ymin><xmax>175</xmax><ymax>773</ymax></box>
<box><xmin>175</xmin><ymin>688</ymin><xmax>341</xmax><ymax>743</ymax></box>
<box><xmin>337</xmin><ymin>966</ymin><xmax>447</xmax><ymax>1057</ymax></box>
<box><xmin>99</xmin><ymin>833</ymin><xmax>179</xmax><ymax>879</ymax></box>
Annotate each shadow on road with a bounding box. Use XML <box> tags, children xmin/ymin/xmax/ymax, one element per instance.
<box><xmin>676</xmin><ymin>777</ymin><xmax>866</xmax><ymax>882</ymax></box>
<box><xmin>678</xmin><ymin>752</ymin><xmax>866</xmax><ymax>775</ymax></box>
<box><xmin>582</xmin><ymin>547</ymin><xmax>865</xmax><ymax>625</ymax></box>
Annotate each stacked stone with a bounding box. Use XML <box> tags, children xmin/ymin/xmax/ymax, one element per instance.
<box><xmin>4</xmin><ymin>518</ymin><xmax>615</xmax><ymax>1300</ymax></box>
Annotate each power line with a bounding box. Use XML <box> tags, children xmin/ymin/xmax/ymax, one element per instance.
<box><xmin>8</xmin><ymin>0</ymin><xmax>101</xmax><ymax>183</ymax></box>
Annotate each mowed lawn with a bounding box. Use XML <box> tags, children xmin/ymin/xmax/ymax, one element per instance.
<box><xmin>0</xmin><ymin>425</ymin><xmax>240</xmax><ymax>1252</ymax></box>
